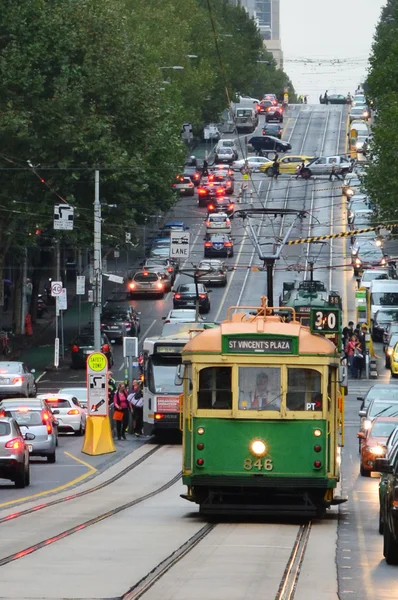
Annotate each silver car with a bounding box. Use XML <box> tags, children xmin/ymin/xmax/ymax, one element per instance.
<box><xmin>37</xmin><ymin>393</ymin><xmax>86</xmax><ymax>435</ymax></box>
<box><xmin>0</xmin><ymin>417</ymin><xmax>33</xmax><ymax>487</ymax></box>
<box><xmin>128</xmin><ymin>271</ymin><xmax>165</xmax><ymax>298</ymax></box>
<box><xmin>58</xmin><ymin>387</ymin><xmax>88</xmax><ymax>409</ymax></box>
<box><xmin>143</xmin><ymin>265</ymin><xmax>172</xmax><ymax>292</ymax></box>
<box><xmin>0</xmin><ymin>362</ymin><xmax>37</xmax><ymax>398</ymax></box>
<box><xmin>196</xmin><ymin>259</ymin><xmax>228</xmax><ymax>286</ymax></box>
<box><xmin>0</xmin><ymin>398</ymin><xmax>57</xmax><ymax>462</ymax></box>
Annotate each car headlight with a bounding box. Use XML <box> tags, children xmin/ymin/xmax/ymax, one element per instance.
<box><xmin>363</xmin><ymin>420</ymin><xmax>372</xmax><ymax>430</ymax></box>
<box><xmin>367</xmin><ymin>445</ymin><xmax>385</xmax><ymax>456</ymax></box>
<box><xmin>250</xmin><ymin>439</ymin><xmax>267</xmax><ymax>457</ymax></box>
<box><xmin>387</xmin><ymin>348</ymin><xmax>393</xmax><ymax>355</ymax></box>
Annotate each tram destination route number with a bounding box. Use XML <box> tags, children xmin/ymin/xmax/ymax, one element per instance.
<box><xmin>310</xmin><ymin>308</ymin><xmax>341</xmax><ymax>334</ymax></box>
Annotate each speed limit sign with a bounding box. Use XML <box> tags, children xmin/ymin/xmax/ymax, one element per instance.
<box><xmin>51</xmin><ymin>281</ymin><xmax>63</xmax><ymax>297</ymax></box>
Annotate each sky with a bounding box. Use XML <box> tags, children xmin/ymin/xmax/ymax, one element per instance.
<box><xmin>279</xmin><ymin>0</ymin><xmax>387</xmax><ymax>102</ymax></box>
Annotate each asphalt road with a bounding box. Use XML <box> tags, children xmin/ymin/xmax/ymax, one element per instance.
<box><xmin>3</xmin><ymin>105</ymin><xmax>397</xmax><ymax>598</ymax></box>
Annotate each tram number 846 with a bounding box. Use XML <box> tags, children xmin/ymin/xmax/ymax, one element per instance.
<box><xmin>244</xmin><ymin>458</ymin><xmax>274</xmax><ymax>471</ymax></box>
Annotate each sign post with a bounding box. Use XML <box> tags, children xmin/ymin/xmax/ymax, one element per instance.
<box><xmin>170</xmin><ymin>231</ymin><xmax>190</xmax><ymax>259</ymax></box>
<box><xmin>82</xmin><ymin>352</ymin><xmax>115</xmax><ymax>455</ymax></box>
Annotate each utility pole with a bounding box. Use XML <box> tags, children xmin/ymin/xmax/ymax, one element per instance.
<box><xmin>93</xmin><ymin>170</ymin><xmax>102</xmax><ymax>351</ymax></box>
<box><xmin>20</xmin><ymin>248</ymin><xmax>28</xmax><ymax>335</ymax></box>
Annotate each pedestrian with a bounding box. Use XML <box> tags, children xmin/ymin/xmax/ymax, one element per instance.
<box><xmin>304</xmin><ymin>95</ymin><xmax>308</xmax><ymax>104</ymax></box>
<box><xmin>329</xmin><ymin>160</ymin><xmax>342</xmax><ymax>181</ymax></box>
<box><xmin>130</xmin><ymin>382</ymin><xmax>144</xmax><ymax>436</ymax></box>
<box><xmin>345</xmin><ymin>335</ymin><xmax>361</xmax><ymax>378</ymax></box>
<box><xmin>319</xmin><ymin>94</ymin><xmax>323</xmax><ymax>104</ymax></box>
<box><xmin>324</xmin><ymin>91</ymin><xmax>329</xmax><ymax>105</ymax></box>
<box><xmin>272</xmin><ymin>156</ymin><xmax>280</xmax><ymax>180</ymax></box>
<box><xmin>25</xmin><ymin>278</ymin><xmax>33</xmax><ymax>309</ymax></box>
<box><xmin>113</xmin><ymin>383</ymin><xmax>130</xmax><ymax>440</ymax></box>
<box><xmin>295</xmin><ymin>161</ymin><xmax>305</xmax><ymax>179</ymax></box>
<box><xmin>357</xmin><ymin>325</ymin><xmax>368</xmax><ymax>379</ymax></box>
<box><xmin>342</xmin><ymin>321</ymin><xmax>354</xmax><ymax>347</ymax></box>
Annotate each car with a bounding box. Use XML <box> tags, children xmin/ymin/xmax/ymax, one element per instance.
<box><xmin>204</xmin><ymin>233</ymin><xmax>234</xmax><ymax>258</ymax></box>
<box><xmin>357</xmin><ymin>384</ymin><xmax>398</xmax><ymax>412</ymax></box>
<box><xmin>163</xmin><ymin>309</ymin><xmax>198</xmax><ymax>324</ymax></box>
<box><xmin>100</xmin><ymin>306</ymin><xmax>140</xmax><ymax>342</ymax></box>
<box><xmin>350</xmin><ymin>119</ymin><xmax>369</xmax><ymax>139</ymax></box>
<box><xmin>142</xmin><ymin>265</ymin><xmax>173</xmax><ymax>292</ymax></box>
<box><xmin>161</xmin><ymin>321</ymin><xmax>209</xmax><ymax>336</ymax></box>
<box><xmin>265</xmin><ymin>104</ymin><xmax>283</xmax><ymax>123</ymax></box>
<box><xmin>70</xmin><ymin>332</ymin><xmax>114</xmax><ymax>369</ymax></box>
<box><xmin>300</xmin><ymin>155</ymin><xmax>352</xmax><ymax>179</ymax></box>
<box><xmin>384</xmin><ymin>334</ymin><xmax>398</xmax><ymax>368</ymax></box>
<box><xmin>203</xmin><ymin>124</ymin><xmax>221</xmax><ymax>141</ymax></box>
<box><xmin>128</xmin><ymin>271</ymin><xmax>165</xmax><ymax>299</ymax></box>
<box><xmin>0</xmin><ymin>362</ymin><xmax>37</xmax><ymax>399</ymax></box>
<box><xmin>373</xmin><ymin>309</ymin><xmax>398</xmax><ymax>342</ymax></box>
<box><xmin>183</xmin><ymin>158</ymin><xmax>202</xmax><ymax>186</ymax></box>
<box><xmin>349</xmin><ymin>209</ymin><xmax>374</xmax><ymax>231</ymax></box>
<box><xmin>0</xmin><ymin>398</ymin><xmax>58</xmax><ymax>462</ymax></box>
<box><xmin>159</xmin><ymin>222</ymin><xmax>189</xmax><ymax>237</ymax></box>
<box><xmin>320</xmin><ymin>94</ymin><xmax>347</xmax><ymax>105</ymax></box>
<box><xmin>151</xmin><ymin>236</ymin><xmax>170</xmax><ymax>250</ymax></box>
<box><xmin>358</xmin><ymin>417</ymin><xmax>398</xmax><ymax>477</ymax></box>
<box><xmin>0</xmin><ymin>417</ymin><xmax>33</xmax><ymax>487</ymax></box>
<box><xmin>383</xmin><ymin>322</ymin><xmax>398</xmax><ymax>347</ymax></box>
<box><xmin>149</xmin><ymin>245</ymin><xmax>176</xmax><ymax>262</ymax></box>
<box><xmin>142</xmin><ymin>258</ymin><xmax>177</xmax><ymax>282</ymax></box>
<box><xmin>206</xmin><ymin>173</ymin><xmax>234</xmax><ymax>195</ymax></box>
<box><xmin>37</xmin><ymin>393</ymin><xmax>86</xmax><ymax>435</ymax></box>
<box><xmin>196</xmin><ymin>259</ymin><xmax>228</xmax><ymax>287</ymax></box>
<box><xmin>353</xmin><ymin>94</ymin><xmax>366</xmax><ymax>106</ymax></box>
<box><xmin>172</xmin><ymin>175</ymin><xmax>195</xmax><ymax>196</ymax></box>
<box><xmin>232</xmin><ymin>157</ymin><xmax>272</xmax><ymax>172</ymax></box>
<box><xmin>102</xmin><ymin>301</ymin><xmax>141</xmax><ymax>335</ymax></box>
<box><xmin>262</xmin><ymin>123</ymin><xmax>283</xmax><ymax>138</ymax></box>
<box><xmin>260</xmin><ymin>155</ymin><xmax>315</xmax><ymax>176</ymax></box>
<box><xmin>359</xmin><ymin>399</ymin><xmax>398</xmax><ymax>445</ymax></box>
<box><xmin>197</xmin><ymin>182</ymin><xmax>225</xmax><ymax>207</ymax></box>
<box><xmin>58</xmin><ymin>387</ymin><xmax>88</xmax><ymax>409</ymax></box>
<box><xmin>374</xmin><ymin>443</ymin><xmax>398</xmax><ymax>562</ymax></box>
<box><xmin>359</xmin><ymin>269</ymin><xmax>389</xmax><ymax>290</ymax></box>
<box><xmin>210</xmin><ymin>164</ymin><xmax>235</xmax><ymax>180</ymax></box>
<box><xmin>249</xmin><ymin>135</ymin><xmax>291</xmax><ymax>154</ymax></box>
<box><xmin>349</xmin><ymin>106</ymin><xmax>368</xmax><ymax>122</ymax></box>
<box><xmin>214</xmin><ymin>147</ymin><xmax>235</xmax><ymax>164</ymax></box>
<box><xmin>355</xmin><ymin>135</ymin><xmax>369</xmax><ymax>153</ymax></box>
<box><xmin>207</xmin><ymin>197</ymin><xmax>235</xmax><ymax>217</ymax></box>
<box><xmin>256</xmin><ymin>99</ymin><xmax>275</xmax><ymax>114</ymax></box>
<box><xmin>173</xmin><ymin>283</ymin><xmax>211</xmax><ymax>313</ymax></box>
<box><xmin>215</xmin><ymin>139</ymin><xmax>238</xmax><ymax>160</ymax></box>
<box><xmin>353</xmin><ymin>242</ymin><xmax>386</xmax><ymax>277</ymax></box>
<box><xmin>205</xmin><ymin>212</ymin><xmax>232</xmax><ymax>235</ymax></box>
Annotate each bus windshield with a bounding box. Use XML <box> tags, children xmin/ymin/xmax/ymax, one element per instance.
<box><xmin>147</xmin><ymin>356</ymin><xmax>182</xmax><ymax>395</ymax></box>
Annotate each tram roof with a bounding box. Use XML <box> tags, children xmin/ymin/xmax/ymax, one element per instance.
<box><xmin>182</xmin><ymin>316</ymin><xmax>337</xmax><ymax>356</ymax></box>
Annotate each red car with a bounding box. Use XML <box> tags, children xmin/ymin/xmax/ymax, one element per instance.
<box><xmin>358</xmin><ymin>417</ymin><xmax>398</xmax><ymax>477</ymax></box>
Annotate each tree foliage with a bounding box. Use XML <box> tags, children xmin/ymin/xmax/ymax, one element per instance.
<box><xmin>364</xmin><ymin>0</ymin><xmax>398</xmax><ymax>220</ymax></box>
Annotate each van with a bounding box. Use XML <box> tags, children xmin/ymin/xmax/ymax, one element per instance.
<box><xmin>215</xmin><ymin>139</ymin><xmax>238</xmax><ymax>160</ymax></box>
<box><xmin>370</xmin><ymin>280</ymin><xmax>398</xmax><ymax>320</ymax></box>
<box><xmin>235</xmin><ymin>107</ymin><xmax>258</xmax><ymax>133</ymax></box>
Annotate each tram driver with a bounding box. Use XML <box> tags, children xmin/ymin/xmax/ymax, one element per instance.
<box><xmin>239</xmin><ymin>368</ymin><xmax>281</xmax><ymax>410</ymax></box>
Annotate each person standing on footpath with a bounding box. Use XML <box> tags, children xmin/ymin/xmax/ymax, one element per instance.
<box><xmin>342</xmin><ymin>321</ymin><xmax>354</xmax><ymax>347</ymax></box>
<box><xmin>130</xmin><ymin>382</ymin><xmax>144</xmax><ymax>437</ymax></box>
<box><xmin>113</xmin><ymin>383</ymin><xmax>130</xmax><ymax>440</ymax></box>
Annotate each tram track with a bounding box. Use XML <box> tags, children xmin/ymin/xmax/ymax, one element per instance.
<box><xmin>0</xmin><ymin>443</ymin><xmax>162</xmax><ymax>524</ymax></box>
<box><xmin>276</xmin><ymin>522</ymin><xmax>312</xmax><ymax>600</ymax></box>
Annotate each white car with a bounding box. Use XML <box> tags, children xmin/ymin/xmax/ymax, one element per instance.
<box><xmin>37</xmin><ymin>393</ymin><xmax>86</xmax><ymax>435</ymax></box>
<box><xmin>359</xmin><ymin>269</ymin><xmax>389</xmax><ymax>290</ymax></box>
<box><xmin>58</xmin><ymin>387</ymin><xmax>88</xmax><ymax>409</ymax></box>
<box><xmin>163</xmin><ymin>309</ymin><xmax>198</xmax><ymax>324</ymax></box>
<box><xmin>232</xmin><ymin>157</ymin><xmax>272</xmax><ymax>172</ymax></box>
<box><xmin>205</xmin><ymin>212</ymin><xmax>232</xmax><ymax>234</ymax></box>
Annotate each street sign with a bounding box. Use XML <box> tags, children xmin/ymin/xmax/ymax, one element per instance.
<box><xmin>56</xmin><ymin>288</ymin><xmax>67</xmax><ymax>311</ymax></box>
<box><xmin>51</xmin><ymin>281</ymin><xmax>63</xmax><ymax>297</ymax></box>
<box><xmin>170</xmin><ymin>231</ymin><xmax>190</xmax><ymax>258</ymax></box>
<box><xmin>54</xmin><ymin>337</ymin><xmax>59</xmax><ymax>368</ymax></box>
<box><xmin>54</xmin><ymin>204</ymin><xmax>74</xmax><ymax>230</ymax></box>
<box><xmin>123</xmin><ymin>336</ymin><xmax>138</xmax><ymax>358</ymax></box>
<box><xmin>87</xmin><ymin>352</ymin><xmax>108</xmax><ymax>416</ymax></box>
<box><xmin>76</xmin><ymin>276</ymin><xmax>85</xmax><ymax>295</ymax></box>
<box><xmin>105</xmin><ymin>273</ymin><xmax>124</xmax><ymax>284</ymax></box>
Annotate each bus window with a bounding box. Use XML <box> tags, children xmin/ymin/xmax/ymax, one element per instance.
<box><xmin>238</xmin><ymin>367</ymin><xmax>281</xmax><ymax>410</ymax></box>
<box><xmin>198</xmin><ymin>367</ymin><xmax>232</xmax><ymax>409</ymax></box>
<box><xmin>286</xmin><ymin>369</ymin><xmax>322</xmax><ymax>411</ymax></box>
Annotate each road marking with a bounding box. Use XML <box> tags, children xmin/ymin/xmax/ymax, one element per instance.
<box><xmin>35</xmin><ymin>371</ymin><xmax>47</xmax><ymax>384</ymax></box>
<box><xmin>0</xmin><ymin>454</ymin><xmax>97</xmax><ymax>509</ymax></box>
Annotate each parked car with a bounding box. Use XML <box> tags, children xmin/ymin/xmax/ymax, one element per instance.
<box><xmin>173</xmin><ymin>283</ymin><xmax>211</xmax><ymax>314</ymax></box>
<box><xmin>0</xmin><ymin>362</ymin><xmax>37</xmax><ymax>399</ymax></box>
<box><xmin>196</xmin><ymin>259</ymin><xmax>228</xmax><ymax>287</ymax></box>
<box><xmin>159</xmin><ymin>222</ymin><xmax>189</xmax><ymax>238</ymax></box>
<box><xmin>37</xmin><ymin>393</ymin><xmax>86</xmax><ymax>435</ymax></box>
<box><xmin>0</xmin><ymin>398</ymin><xmax>58</xmax><ymax>462</ymax></box>
<box><xmin>70</xmin><ymin>332</ymin><xmax>114</xmax><ymax>369</ymax></box>
<box><xmin>358</xmin><ymin>417</ymin><xmax>398</xmax><ymax>477</ymax></box>
<box><xmin>203</xmin><ymin>124</ymin><xmax>221</xmax><ymax>141</ymax></box>
<box><xmin>0</xmin><ymin>417</ymin><xmax>33</xmax><ymax>487</ymax></box>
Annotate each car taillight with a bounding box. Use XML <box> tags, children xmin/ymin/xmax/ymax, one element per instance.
<box><xmin>226</xmin><ymin>180</ymin><xmax>232</xmax><ymax>186</ymax></box>
<box><xmin>174</xmin><ymin>293</ymin><xmax>181</xmax><ymax>299</ymax></box>
<box><xmin>125</xmin><ymin>323</ymin><xmax>131</xmax><ymax>329</ymax></box>
<box><xmin>72</xmin><ymin>345</ymin><xmax>79</xmax><ymax>353</ymax></box>
<box><xmin>198</xmin><ymin>188</ymin><xmax>207</xmax><ymax>195</ymax></box>
<box><xmin>216</xmin><ymin>188</ymin><xmax>224</xmax><ymax>195</ymax></box>
<box><xmin>194</xmin><ymin>173</ymin><xmax>199</xmax><ymax>180</ymax></box>
<box><xmin>267</xmin><ymin>107</ymin><xmax>272</xmax><ymax>111</ymax></box>
<box><xmin>199</xmin><ymin>294</ymin><xmax>207</xmax><ymax>299</ymax></box>
<box><xmin>156</xmin><ymin>282</ymin><xmax>163</xmax><ymax>289</ymax></box>
<box><xmin>205</xmin><ymin>242</ymin><xmax>212</xmax><ymax>247</ymax></box>
<box><xmin>46</xmin><ymin>422</ymin><xmax>53</xmax><ymax>434</ymax></box>
<box><xmin>167</xmin><ymin>267</ymin><xmax>173</xmax><ymax>272</ymax></box>
<box><xmin>102</xmin><ymin>344</ymin><xmax>110</xmax><ymax>353</ymax></box>
<box><xmin>12</xmin><ymin>377</ymin><xmax>24</xmax><ymax>385</ymax></box>
<box><xmin>5</xmin><ymin>438</ymin><xmax>23</xmax><ymax>451</ymax></box>
<box><xmin>172</xmin><ymin>183</ymin><xmax>176</xmax><ymax>187</ymax></box>
<box><xmin>0</xmin><ymin>411</ymin><xmax>5</xmax><ymax>418</ymax></box>
<box><xmin>208</xmin><ymin>205</ymin><xmax>214</xmax><ymax>211</ymax></box>
<box><xmin>226</xmin><ymin>219</ymin><xmax>231</xmax><ymax>225</ymax></box>
<box><xmin>224</xmin><ymin>242</ymin><xmax>232</xmax><ymax>247</ymax></box>
<box><xmin>206</xmin><ymin>221</ymin><xmax>211</xmax><ymax>226</ymax></box>
<box><xmin>228</xmin><ymin>204</ymin><xmax>234</xmax><ymax>210</ymax></box>
<box><xmin>129</xmin><ymin>283</ymin><xmax>135</xmax><ymax>290</ymax></box>
<box><xmin>209</xmin><ymin>175</ymin><xmax>214</xmax><ymax>181</ymax></box>
<box><xmin>67</xmin><ymin>409</ymin><xmax>80</xmax><ymax>415</ymax></box>
<box><xmin>219</xmin><ymin>271</ymin><xmax>225</xmax><ymax>275</ymax></box>
<box><xmin>42</xmin><ymin>412</ymin><xmax>50</xmax><ymax>423</ymax></box>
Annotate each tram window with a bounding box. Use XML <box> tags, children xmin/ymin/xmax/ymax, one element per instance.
<box><xmin>238</xmin><ymin>367</ymin><xmax>281</xmax><ymax>410</ymax></box>
<box><xmin>286</xmin><ymin>369</ymin><xmax>322</xmax><ymax>411</ymax></box>
<box><xmin>198</xmin><ymin>367</ymin><xmax>232</xmax><ymax>409</ymax></box>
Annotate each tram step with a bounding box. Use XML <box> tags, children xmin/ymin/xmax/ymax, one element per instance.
<box><xmin>330</xmin><ymin>495</ymin><xmax>348</xmax><ymax>505</ymax></box>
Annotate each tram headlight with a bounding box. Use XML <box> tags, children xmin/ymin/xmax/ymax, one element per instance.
<box><xmin>313</xmin><ymin>429</ymin><xmax>322</xmax><ymax>437</ymax></box>
<box><xmin>250</xmin><ymin>439</ymin><xmax>267</xmax><ymax>457</ymax></box>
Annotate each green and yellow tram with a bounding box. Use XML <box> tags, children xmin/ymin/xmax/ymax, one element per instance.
<box><xmin>179</xmin><ymin>298</ymin><xmax>346</xmax><ymax>517</ymax></box>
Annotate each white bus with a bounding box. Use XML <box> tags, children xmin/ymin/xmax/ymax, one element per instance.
<box><xmin>143</xmin><ymin>324</ymin><xmax>217</xmax><ymax>436</ymax></box>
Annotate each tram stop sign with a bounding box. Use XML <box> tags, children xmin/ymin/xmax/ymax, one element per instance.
<box><xmin>86</xmin><ymin>352</ymin><xmax>109</xmax><ymax>416</ymax></box>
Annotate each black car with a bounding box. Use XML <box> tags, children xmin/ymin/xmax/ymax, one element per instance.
<box><xmin>204</xmin><ymin>234</ymin><xmax>234</xmax><ymax>258</ymax></box>
<box><xmin>173</xmin><ymin>283</ymin><xmax>211</xmax><ymax>314</ymax></box>
<box><xmin>373</xmin><ymin>309</ymin><xmax>398</xmax><ymax>343</ymax></box>
<box><xmin>374</xmin><ymin>449</ymin><xmax>398</xmax><ymax>564</ymax></box>
<box><xmin>265</xmin><ymin>105</ymin><xmax>283</xmax><ymax>123</ymax></box>
<box><xmin>197</xmin><ymin>182</ymin><xmax>225</xmax><ymax>207</ymax></box>
<box><xmin>262</xmin><ymin>123</ymin><xmax>283</xmax><ymax>139</ymax></box>
<box><xmin>183</xmin><ymin>167</ymin><xmax>201</xmax><ymax>186</ymax></box>
<box><xmin>249</xmin><ymin>136</ymin><xmax>291</xmax><ymax>154</ymax></box>
<box><xmin>70</xmin><ymin>333</ymin><xmax>114</xmax><ymax>369</ymax></box>
<box><xmin>207</xmin><ymin>197</ymin><xmax>235</xmax><ymax>217</ymax></box>
<box><xmin>101</xmin><ymin>306</ymin><xmax>140</xmax><ymax>342</ymax></box>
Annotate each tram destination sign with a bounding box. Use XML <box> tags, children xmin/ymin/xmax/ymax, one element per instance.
<box><xmin>223</xmin><ymin>335</ymin><xmax>297</xmax><ymax>355</ymax></box>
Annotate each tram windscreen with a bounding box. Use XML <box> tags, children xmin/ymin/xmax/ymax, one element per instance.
<box><xmin>238</xmin><ymin>367</ymin><xmax>281</xmax><ymax>410</ymax></box>
<box><xmin>286</xmin><ymin>369</ymin><xmax>322</xmax><ymax>411</ymax></box>
<box><xmin>147</xmin><ymin>356</ymin><xmax>181</xmax><ymax>394</ymax></box>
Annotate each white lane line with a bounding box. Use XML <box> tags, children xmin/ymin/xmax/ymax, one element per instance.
<box><xmin>35</xmin><ymin>371</ymin><xmax>47</xmax><ymax>384</ymax></box>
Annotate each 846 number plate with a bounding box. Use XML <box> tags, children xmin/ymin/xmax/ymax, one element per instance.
<box><xmin>243</xmin><ymin>458</ymin><xmax>273</xmax><ymax>471</ymax></box>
